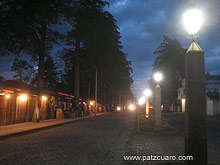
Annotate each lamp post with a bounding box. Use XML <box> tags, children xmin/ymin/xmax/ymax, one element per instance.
<box><xmin>153</xmin><ymin>72</ymin><xmax>163</xmax><ymax>126</ymax></box>
<box><xmin>183</xmin><ymin>8</ymin><xmax>207</xmax><ymax>164</ymax></box>
<box><xmin>95</xmin><ymin>67</ymin><xmax>97</xmax><ymax>116</ymax></box>
<box><xmin>143</xmin><ymin>89</ymin><xmax>152</xmax><ymax>118</ymax></box>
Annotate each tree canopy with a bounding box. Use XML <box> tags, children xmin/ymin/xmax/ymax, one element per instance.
<box><xmin>0</xmin><ymin>0</ymin><xmax>134</xmax><ymax>106</ymax></box>
<box><xmin>61</xmin><ymin>0</ymin><xmax>133</xmax><ymax>105</ymax></box>
<box><xmin>150</xmin><ymin>35</ymin><xmax>186</xmax><ymax>105</ymax></box>
<box><xmin>0</xmin><ymin>0</ymin><xmax>73</xmax><ymax>89</ymax></box>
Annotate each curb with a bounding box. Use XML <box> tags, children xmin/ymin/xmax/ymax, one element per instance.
<box><xmin>137</xmin><ymin>129</ymin><xmax>181</xmax><ymax>136</ymax></box>
<box><xmin>0</xmin><ymin>112</ymin><xmax>110</xmax><ymax>140</ymax></box>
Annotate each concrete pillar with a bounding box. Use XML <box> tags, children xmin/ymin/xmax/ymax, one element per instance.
<box><xmin>155</xmin><ymin>84</ymin><xmax>161</xmax><ymax>126</ymax></box>
<box><xmin>185</xmin><ymin>42</ymin><xmax>207</xmax><ymax>164</ymax></box>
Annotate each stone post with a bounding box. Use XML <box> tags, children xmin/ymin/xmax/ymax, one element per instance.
<box><xmin>155</xmin><ymin>84</ymin><xmax>161</xmax><ymax>126</ymax></box>
<box><xmin>185</xmin><ymin>42</ymin><xmax>207</xmax><ymax>164</ymax></box>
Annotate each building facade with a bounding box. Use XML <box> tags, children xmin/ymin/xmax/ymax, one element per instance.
<box><xmin>178</xmin><ymin>77</ymin><xmax>220</xmax><ymax>115</ymax></box>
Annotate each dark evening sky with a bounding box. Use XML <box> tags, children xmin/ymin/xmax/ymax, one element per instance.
<box><xmin>1</xmin><ymin>0</ymin><xmax>220</xmax><ymax>98</ymax></box>
<box><xmin>107</xmin><ymin>0</ymin><xmax>220</xmax><ymax>98</ymax></box>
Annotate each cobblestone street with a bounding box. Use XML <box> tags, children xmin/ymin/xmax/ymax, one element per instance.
<box><xmin>0</xmin><ymin>111</ymin><xmax>219</xmax><ymax>165</ymax></box>
<box><xmin>0</xmin><ymin>111</ymin><xmax>136</xmax><ymax>165</ymax></box>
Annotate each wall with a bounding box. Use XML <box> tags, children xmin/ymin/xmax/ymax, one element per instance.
<box><xmin>206</xmin><ymin>100</ymin><xmax>219</xmax><ymax>116</ymax></box>
<box><xmin>181</xmin><ymin>99</ymin><xmax>185</xmax><ymax>112</ymax></box>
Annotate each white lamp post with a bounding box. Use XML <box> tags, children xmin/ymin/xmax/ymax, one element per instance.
<box><xmin>183</xmin><ymin>7</ymin><xmax>207</xmax><ymax>164</ymax></box>
<box><xmin>153</xmin><ymin>72</ymin><xmax>162</xmax><ymax>126</ymax></box>
<box><xmin>143</xmin><ymin>89</ymin><xmax>152</xmax><ymax>118</ymax></box>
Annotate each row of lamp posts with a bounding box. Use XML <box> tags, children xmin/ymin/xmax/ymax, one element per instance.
<box><xmin>139</xmin><ymin>72</ymin><xmax>163</xmax><ymax>126</ymax></box>
<box><xmin>139</xmin><ymin>6</ymin><xmax>207</xmax><ymax>164</ymax></box>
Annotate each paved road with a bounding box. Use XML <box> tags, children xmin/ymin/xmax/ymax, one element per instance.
<box><xmin>2</xmin><ymin>111</ymin><xmax>218</xmax><ymax>165</ymax></box>
<box><xmin>162</xmin><ymin>112</ymin><xmax>220</xmax><ymax>164</ymax></box>
<box><xmin>0</xmin><ymin>111</ymin><xmax>136</xmax><ymax>165</ymax></box>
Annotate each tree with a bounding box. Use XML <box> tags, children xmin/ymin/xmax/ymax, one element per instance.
<box><xmin>61</xmin><ymin>0</ymin><xmax>133</xmax><ymax>106</ymax></box>
<box><xmin>31</xmin><ymin>56</ymin><xmax>59</xmax><ymax>90</ymax></box>
<box><xmin>11</xmin><ymin>58</ymin><xmax>35</xmax><ymax>83</ymax></box>
<box><xmin>0</xmin><ymin>0</ymin><xmax>73</xmax><ymax>89</ymax></box>
<box><xmin>151</xmin><ymin>35</ymin><xmax>186</xmax><ymax>105</ymax></box>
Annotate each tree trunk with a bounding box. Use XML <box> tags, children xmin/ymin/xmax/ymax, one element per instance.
<box><xmin>74</xmin><ymin>39</ymin><xmax>80</xmax><ymax>99</ymax></box>
<box><xmin>38</xmin><ymin>20</ymin><xmax>46</xmax><ymax>90</ymax></box>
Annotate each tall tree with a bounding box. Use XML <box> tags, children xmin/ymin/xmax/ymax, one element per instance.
<box><xmin>61</xmin><ymin>0</ymin><xmax>133</xmax><ymax>106</ymax></box>
<box><xmin>31</xmin><ymin>56</ymin><xmax>59</xmax><ymax>91</ymax></box>
<box><xmin>151</xmin><ymin>35</ymin><xmax>186</xmax><ymax>105</ymax></box>
<box><xmin>0</xmin><ymin>0</ymin><xmax>73</xmax><ymax>89</ymax></box>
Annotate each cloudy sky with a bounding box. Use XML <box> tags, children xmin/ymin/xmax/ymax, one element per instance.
<box><xmin>1</xmin><ymin>0</ymin><xmax>220</xmax><ymax>98</ymax></box>
<box><xmin>107</xmin><ymin>0</ymin><xmax>220</xmax><ymax>98</ymax></box>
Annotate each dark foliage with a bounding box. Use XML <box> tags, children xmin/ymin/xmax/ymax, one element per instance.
<box><xmin>150</xmin><ymin>35</ymin><xmax>186</xmax><ymax>105</ymax></box>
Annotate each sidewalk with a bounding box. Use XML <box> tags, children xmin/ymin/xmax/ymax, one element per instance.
<box><xmin>0</xmin><ymin>112</ymin><xmax>109</xmax><ymax>139</ymax></box>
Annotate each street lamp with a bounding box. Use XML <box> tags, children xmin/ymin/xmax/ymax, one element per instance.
<box><xmin>143</xmin><ymin>89</ymin><xmax>152</xmax><ymax>118</ymax></box>
<box><xmin>138</xmin><ymin>96</ymin><xmax>146</xmax><ymax>105</ymax></box>
<box><xmin>5</xmin><ymin>94</ymin><xmax>10</xmax><ymax>99</ymax></box>
<box><xmin>153</xmin><ymin>72</ymin><xmax>163</xmax><ymax>83</ymax></box>
<box><xmin>153</xmin><ymin>72</ymin><xmax>162</xmax><ymax>126</ymax></box>
<box><xmin>183</xmin><ymin>7</ymin><xmax>207</xmax><ymax>164</ymax></box>
<box><xmin>183</xmin><ymin>9</ymin><xmax>203</xmax><ymax>40</ymax></box>
<box><xmin>42</xmin><ymin>96</ymin><xmax>47</xmax><ymax>101</ymax></box>
<box><xmin>19</xmin><ymin>94</ymin><xmax>27</xmax><ymax>102</ymax></box>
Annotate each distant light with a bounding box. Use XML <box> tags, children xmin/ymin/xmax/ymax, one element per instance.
<box><xmin>138</xmin><ymin>96</ymin><xmax>146</xmax><ymax>105</ymax></box>
<box><xmin>183</xmin><ymin>9</ymin><xmax>203</xmax><ymax>35</ymax></box>
<box><xmin>90</xmin><ymin>101</ymin><xmax>94</xmax><ymax>105</ymax></box>
<box><xmin>154</xmin><ymin>72</ymin><xmax>163</xmax><ymax>82</ymax></box>
<box><xmin>42</xmin><ymin>96</ymin><xmax>47</xmax><ymax>101</ymax></box>
<box><xmin>19</xmin><ymin>94</ymin><xmax>27</xmax><ymax>101</ymax></box>
<box><xmin>117</xmin><ymin>106</ymin><xmax>121</xmax><ymax>111</ymax></box>
<box><xmin>143</xmin><ymin>89</ymin><xmax>152</xmax><ymax>97</ymax></box>
<box><xmin>5</xmin><ymin>94</ymin><xmax>10</xmax><ymax>99</ymax></box>
<box><xmin>128</xmin><ymin>104</ymin><xmax>135</xmax><ymax>111</ymax></box>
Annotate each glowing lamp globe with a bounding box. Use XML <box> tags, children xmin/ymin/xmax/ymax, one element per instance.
<box><xmin>42</xmin><ymin>96</ymin><xmax>47</xmax><ymax>101</ymax></box>
<box><xmin>128</xmin><ymin>104</ymin><xmax>135</xmax><ymax>111</ymax></box>
<box><xmin>183</xmin><ymin>9</ymin><xmax>203</xmax><ymax>35</ymax></box>
<box><xmin>153</xmin><ymin>72</ymin><xmax>163</xmax><ymax>82</ymax></box>
<box><xmin>138</xmin><ymin>96</ymin><xmax>146</xmax><ymax>105</ymax></box>
<box><xmin>143</xmin><ymin>89</ymin><xmax>152</xmax><ymax>97</ymax></box>
<box><xmin>5</xmin><ymin>94</ymin><xmax>10</xmax><ymax>99</ymax></box>
<box><xmin>19</xmin><ymin>94</ymin><xmax>27</xmax><ymax>101</ymax></box>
